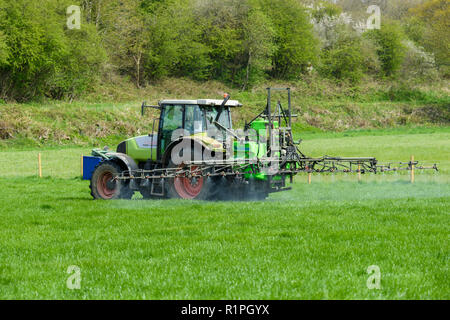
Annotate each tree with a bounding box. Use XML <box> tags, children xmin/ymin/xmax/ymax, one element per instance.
<box><xmin>261</xmin><ymin>0</ymin><xmax>318</xmax><ymax>79</ymax></box>
<box><xmin>310</xmin><ymin>2</ymin><xmax>367</xmax><ymax>83</ymax></box>
<box><xmin>365</xmin><ymin>21</ymin><xmax>406</xmax><ymax>77</ymax></box>
<box><xmin>145</xmin><ymin>0</ymin><xmax>211</xmax><ymax>81</ymax></box>
<box><xmin>410</xmin><ymin>0</ymin><xmax>450</xmax><ymax>77</ymax></box>
<box><xmin>193</xmin><ymin>0</ymin><xmax>274</xmax><ymax>87</ymax></box>
<box><xmin>0</xmin><ymin>0</ymin><xmax>8</xmax><ymax>67</ymax></box>
<box><xmin>241</xmin><ymin>6</ymin><xmax>275</xmax><ymax>89</ymax></box>
<box><xmin>100</xmin><ymin>1</ymin><xmax>150</xmax><ymax>87</ymax></box>
<box><xmin>0</xmin><ymin>0</ymin><xmax>106</xmax><ymax>101</ymax></box>
<box><xmin>0</xmin><ymin>31</ymin><xmax>8</xmax><ymax>67</ymax></box>
<box><xmin>319</xmin><ymin>28</ymin><xmax>365</xmax><ymax>83</ymax></box>
<box><xmin>195</xmin><ymin>0</ymin><xmax>248</xmax><ymax>84</ymax></box>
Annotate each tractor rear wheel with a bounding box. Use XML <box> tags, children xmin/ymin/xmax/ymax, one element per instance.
<box><xmin>90</xmin><ymin>161</ymin><xmax>133</xmax><ymax>200</ymax></box>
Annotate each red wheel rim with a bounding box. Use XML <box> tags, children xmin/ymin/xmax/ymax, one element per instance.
<box><xmin>97</xmin><ymin>171</ymin><xmax>116</xmax><ymax>199</ymax></box>
<box><xmin>173</xmin><ymin>165</ymin><xmax>204</xmax><ymax>199</ymax></box>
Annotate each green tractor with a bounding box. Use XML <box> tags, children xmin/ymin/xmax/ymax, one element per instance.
<box><xmin>87</xmin><ymin>96</ymin><xmax>255</xmax><ymax>200</ymax></box>
<box><xmin>85</xmin><ymin>88</ymin><xmax>437</xmax><ymax>200</ymax></box>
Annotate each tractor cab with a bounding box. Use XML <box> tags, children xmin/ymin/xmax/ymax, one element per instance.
<box><xmin>116</xmin><ymin>96</ymin><xmax>242</xmax><ymax>167</ymax></box>
<box><xmin>156</xmin><ymin>98</ymin><xmax>242</xmax><ymax>161</ymax></box>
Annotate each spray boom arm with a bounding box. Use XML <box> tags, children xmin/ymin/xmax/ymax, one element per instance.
<box><xmin>261</xmin><ymin>88</ymin><xmax>438</xmax><ymax>175</ymax></box>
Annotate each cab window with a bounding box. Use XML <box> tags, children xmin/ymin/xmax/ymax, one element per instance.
<box><xmin>205</xmin><ymin>107</ymin><xmax>231</xmax><ymax>129</ymax></box>
<box><xmin>185</xmin><ymin>105</ymin><xmax>204</xmax><ymax>134</ymax></box>
<box><xmin>162</xmin><ymin>104</ymin><xmax>183</xmax><ymax>131</ymax></box>
<box><xmin>161</xmin><ymin>104</ymin><xmax>183</xmax><ymax>152</ymax></box>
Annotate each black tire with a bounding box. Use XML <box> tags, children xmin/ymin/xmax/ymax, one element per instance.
<box><xmin>90</xmin><ymin>161</ymin><xmax>134</xmax><ymax>200</ymax></box>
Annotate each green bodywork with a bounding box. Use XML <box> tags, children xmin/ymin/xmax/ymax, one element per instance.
<box><xmin>126</xmin><ymin>135</ymin><xmax>157</xmax><ymax>162</ymax></box>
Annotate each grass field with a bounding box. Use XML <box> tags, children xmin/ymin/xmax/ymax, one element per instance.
<box><xmin>0</xmin><ymin>128</ymin><xmax>449</xmax><ymax>299</ymax></box>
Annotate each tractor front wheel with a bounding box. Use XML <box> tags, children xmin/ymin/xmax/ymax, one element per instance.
<box><xmin>90</xmin><ymin>161</ymin><xmax>133</xmax><ymax>200</ymax></box>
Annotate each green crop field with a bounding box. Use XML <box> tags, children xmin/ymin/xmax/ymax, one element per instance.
<box><xmin>0</xmin><ymin>127</ymin><xmax>449</xmax><ymax>299</ymax></box>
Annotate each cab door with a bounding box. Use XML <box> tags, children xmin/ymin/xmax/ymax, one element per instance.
<box><xmin>158</xmin><ymin>104</ymin><xmax>184</xmax><ymax>160</ymax></box>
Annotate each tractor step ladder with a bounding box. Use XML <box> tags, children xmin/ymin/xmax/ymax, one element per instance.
<box><xmin>150</xmin><ymin>178</ymin><xmax>165</xmax><ymax>197</ymax></box>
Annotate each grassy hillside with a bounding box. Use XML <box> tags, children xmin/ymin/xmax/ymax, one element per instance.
<box><xmin>0</xmin><ymin>78</ymin><xmax>449</xmax><ymax>149</ymax></box>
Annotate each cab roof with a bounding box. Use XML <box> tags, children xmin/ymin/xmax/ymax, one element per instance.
<box><xmin>159</xmin><ymin>99</ymin><xmax>242</xmax><ymax>107</ymax></box>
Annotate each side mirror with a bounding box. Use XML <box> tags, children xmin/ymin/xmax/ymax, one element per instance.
<box><xmin>141</xmin><ymin>101</ymin><xmax>161</xmax><ymax>116</ymax></box>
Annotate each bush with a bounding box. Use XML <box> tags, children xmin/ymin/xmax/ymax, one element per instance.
<box><xmin>409</xmin><ymin>0</ymin><xmax>450</xmax><ymax>77</ymax></box>
<box><xmin>145</xmin><ymin>0</ymin><xmax>211</xmax><ymax>81</ymax></box>
<box><xmin>383</xmin><ymin>83</ymin><xmax>436</xmax><ymax>102</ymax></box>
<box><xmin>262</xmin><ymin>0</ymin><xmax>318</xmax><ymax>79</ymax></box>
<box><xmin>311</xmin><ymin>3</ymin><xmax>369</xmax><ymax>83</ymax></box>
<box><xmin>146</xmin><ymin>0</ymin><xmax>275</xmax><ymax>88</ymax></box>
<box><xmin>365</xmin><ymin>22</ymin><xmax>406</xmax><ymax>77</ymax></box>
<box><xmin>310</xmin><ymin>2</ymin><xmax>351</xmax><ymax>49</ymax></box>
<box><xmin>360</xmin><ymin>37</ymin><xmax>382</xmax><ymax>76</ymax></box>
<box><xmin>400</xmin><ymin>40</ymin><xmax>438</xmax><ymax>81</ymax></box>
<box><xmin>319</xmin><ymin>30</ymin><xmax>364</xmax><ymax>83</ymax></box>
<box><xmin>0</xmin><ymin>1</ymin><xmax>106</xmax><ymax>101</ymax></box>
<box><xmin>0</xmin><ymin>30</ymin><xmax>8</xmax><ymax>68</ymax></box>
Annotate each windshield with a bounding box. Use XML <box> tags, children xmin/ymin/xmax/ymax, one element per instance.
<box><xmin>204</xmin><ymin>106</ymin><xmax>231</xmax><ymax>130</ymax></box>
<box><xmin>161</xmin><ymin>104</ymin><xmax>233</xmax><ymax>147</ymax></box>
<box><xmin>184</xmin><ymin>105</ymin><xmax>231</xmax><ymax>134</ymax></box>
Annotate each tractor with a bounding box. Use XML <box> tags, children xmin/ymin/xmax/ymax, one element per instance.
<box><xmin>84</xmin><ymin>88</ymin><xmax>437</xmax><ymax>200</ymax></box>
